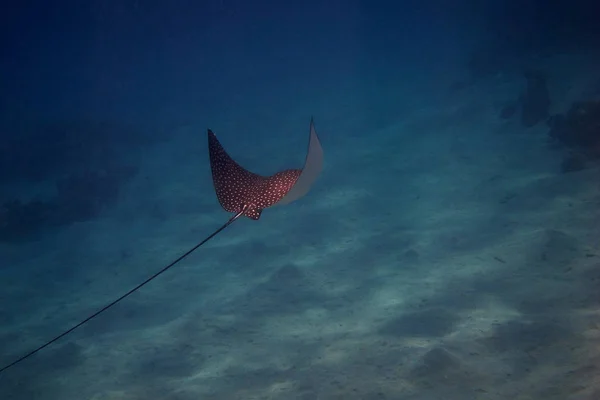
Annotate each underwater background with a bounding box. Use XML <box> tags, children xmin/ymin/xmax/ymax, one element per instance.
<box><xmin>2</xmin><ymin>0</ymin><xmax>600</xmax><ymax>399</ymax></box>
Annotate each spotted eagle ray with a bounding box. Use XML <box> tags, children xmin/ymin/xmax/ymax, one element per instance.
<box><xmin>0</xmin><ymin>119</ymin><xmax>323</xmax><ymax>374</ymax></box>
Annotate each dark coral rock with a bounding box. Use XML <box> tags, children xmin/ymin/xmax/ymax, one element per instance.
<box><xmin>0</xmin><ymin>165</ymin><xmax>137</xmax><ymax>242</ymax></box>
<box><xmin>560</xmin><ymin>153</ymin><xmax>587</xmax><ymax>173</ymax></box>
<box><xmin>548</xmin><ymin>100</ymin><xmax>600</xmax><ymax>157</ymax></box>
<box><xmin>520</xmin><ymin>70</ymin><xmax>551</xmax><ymax>127</ymax></box>
<box><xmin>56</xmin><ymin>171</ymin><xmax>118</xmax><ymax>221</ymax></box>
<box><xmin>55</xmin><ymin>165</ymin><xmax>137</xmax><ymax>222</ymax></box>
<box><xmin>0</xmin><ymin>119</ymin><xmax>152</xmax><ymax>184</ymax></box>
<box><xmin>0</xmin><ymin>199</ymin><xmax>60</xmax><ymax>241</ymax></box>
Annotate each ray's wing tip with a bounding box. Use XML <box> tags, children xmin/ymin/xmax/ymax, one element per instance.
<box><xmin>208</xmin><ymin>129</ymin><xmax>219</xmax><ymax>143</ymax></box>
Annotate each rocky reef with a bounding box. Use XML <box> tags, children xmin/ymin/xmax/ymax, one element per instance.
<box><xmin>0</xmin><ymin>119</ymin><xmax>154</xmax><ymax>184</ymax></box>
<box><xmin>548</xmin><ymin>100</ymin><xmax>600</xmax><ymax>172</ymax></box>
<box><xmin>0</xmin><ymin>199</ymin><xmax>59</xmax><ymax>242</ymax></box>
<box><xmin>0</xmin><ymin>117</ymin><xmax>152</xmax><ymax>242</ymax></box>
<box><xmin>0</xmin><ymin>165</ymin><xmax>137</xmax><ymax>242</ymax></box>
<box><xmin>497</xmin><ymin>69</ymin><xmax>551</xmax><ymax>129</ymax></box>
<box><xmin>548</xmin><ymin>100</ymin><xmax>600</xmax><ymax>152</ymax></box>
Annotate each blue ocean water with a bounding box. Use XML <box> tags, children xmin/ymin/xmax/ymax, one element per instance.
<box><xmin>2</xmin><ymin>1</ymin><xmax>600</xmax><ymax>398</ymax></box>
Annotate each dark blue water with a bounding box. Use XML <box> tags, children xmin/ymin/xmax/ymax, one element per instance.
<box><xmin>2</xmin><ymin>1</ymin><xmax>600</xmax><ymax>399</ymax></box>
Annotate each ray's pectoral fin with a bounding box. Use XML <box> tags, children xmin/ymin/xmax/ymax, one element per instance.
<box><xmin>208</xmin><ymin>129</ymin><xmax>262</xmax><ymax>216</ymax></box>
<box><xmin>208</xmin><ymin>118</ymin><xmax>323</xmax><ymax>220</ymax></box>
<box><xmin>277</xmin><ymin>118</ymin><xmax>324</xmax><ymax>206</ymax></box>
